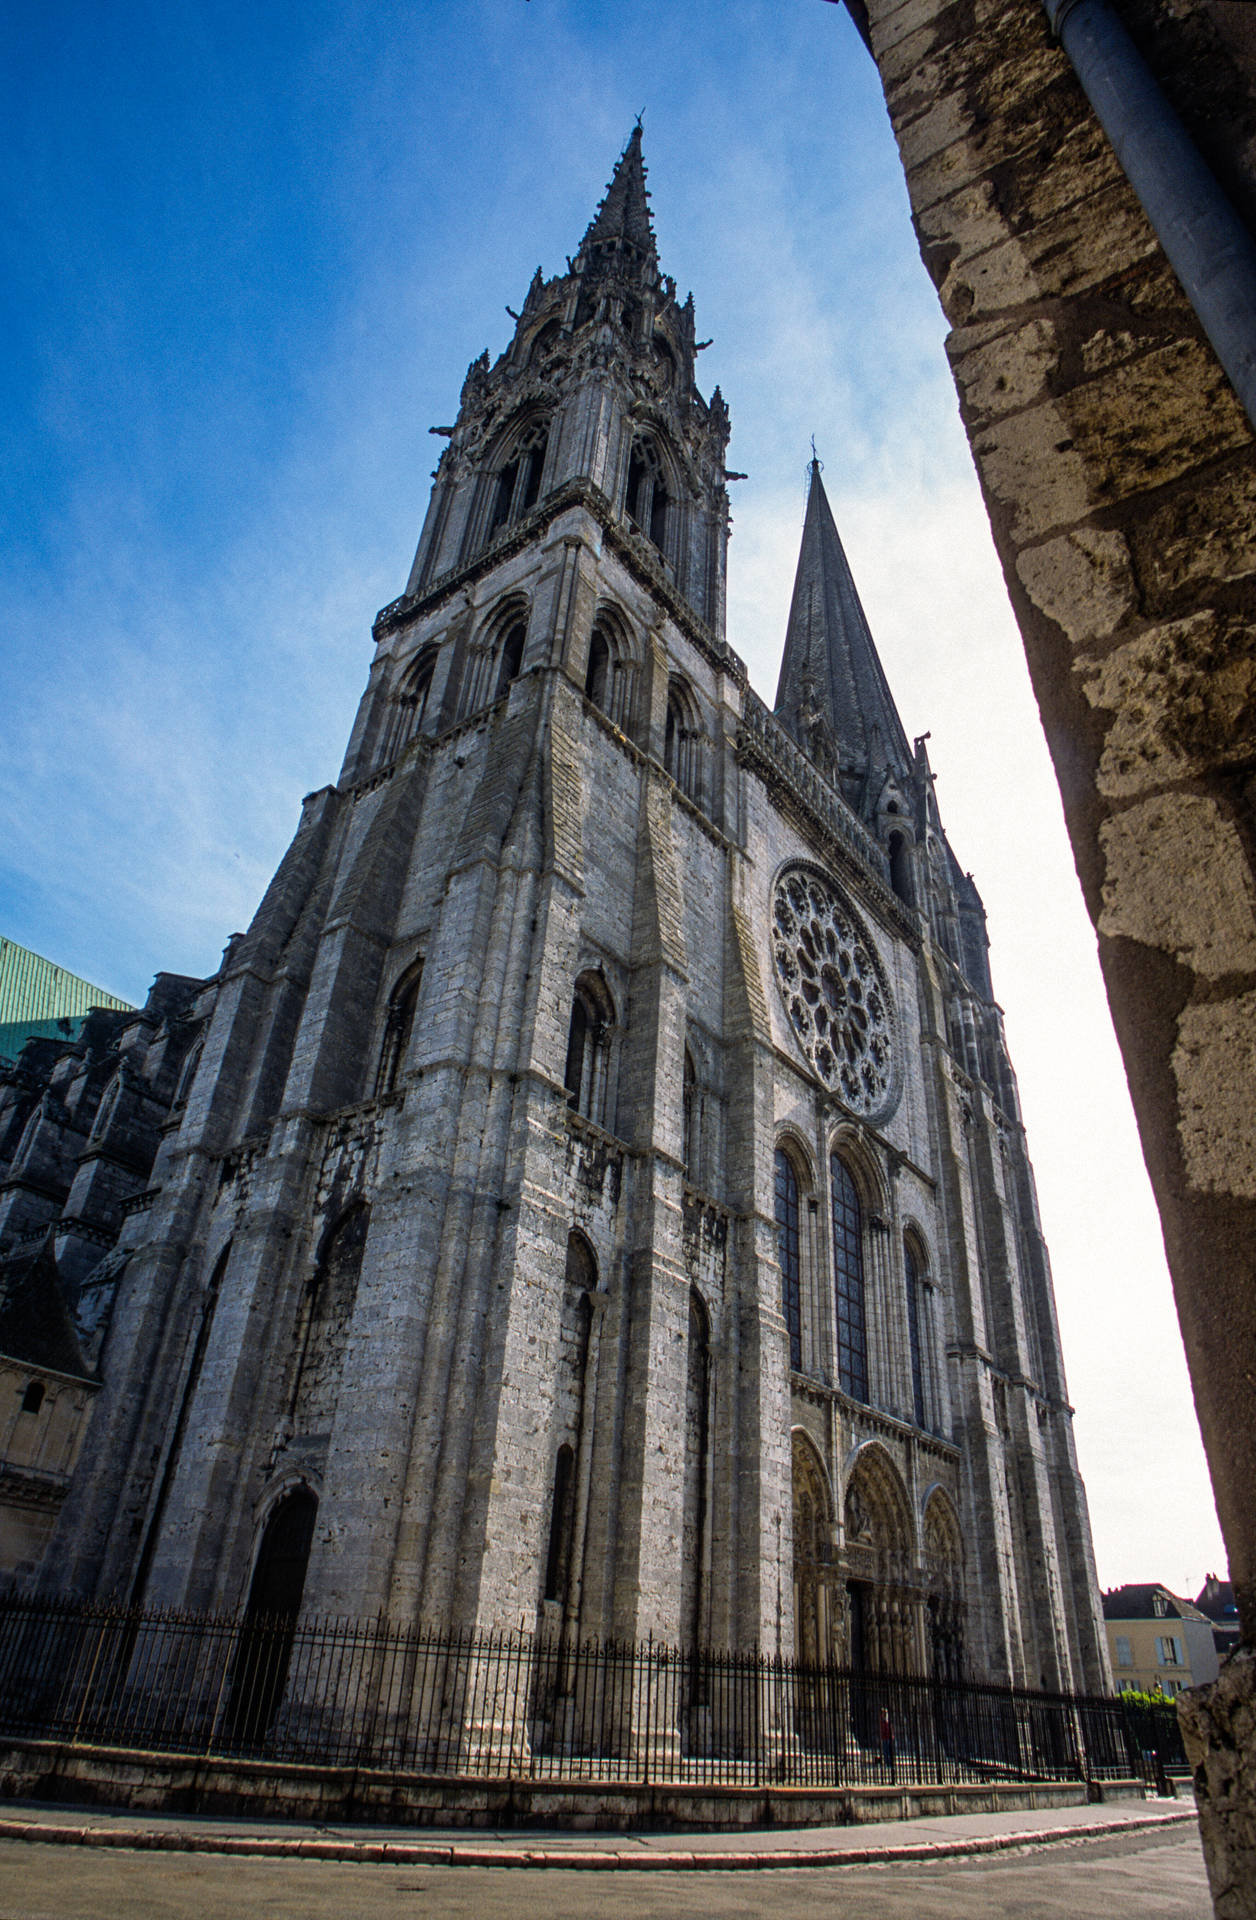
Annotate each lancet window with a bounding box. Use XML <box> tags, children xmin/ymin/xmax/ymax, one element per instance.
<box><xmin>905</xmin><ymin>1241</ymin><xmax>927</xmax><ymax>1428</ymax></box>
<box><xmin>625</xmin><ymin>437</ymin><xmax>670</xmax><ymax>552</ymax></box>
<box><xmin>564</xmin><ymin>971</ymin><xmax>616</xmax><ymax>1128</ymax></box>
<box><xmin>681</xmin><ymin>1289</ymin><xmax>711</xmax><ymax>1653</ymax></box>
<box><xmin>495</xmin><ymin>618</ymin><xmax>527</xmax><ymax>697</ymax></box>
<box><xmin>376</xmin><ymin>961</ymin><xmax>424</xmax><ymax>1097</ymax></box>
<box><xmin>664</xmin><ymin>677</ymin><xmax>702</xmax><ymax>804</ymax></box>
<box><xmin>683</xmin><ymin>1047</ymin><xmax>699</xmax><ymax>1185</ymax></box>
<box><xmin>583</xmin><ymin>612</ymin><xmax>634</xmax><ymax>732</ymax></box>
<box><xmin>486</xmin><ymin>420</ymin><xmax>550</xmax><ymax>542</ymax></box>
<box><xmin>543</xmin><ymin>1233</ymin><xmax>596</xmax><ymax>1610</ymax></box>
<box><xmin>774</xmin><ymin>1146</ymin><xmax>803</xmax><ymax>1372</ymax></box>
<box><xmin>830</xmin><ymin>1154</ymin><xmax>868</xmax><ymax>1402</ymax></box>
<box><xmin>382</xmin><ymin>645</ymin><xmax>439</xmax><ymax>764</ymax></box>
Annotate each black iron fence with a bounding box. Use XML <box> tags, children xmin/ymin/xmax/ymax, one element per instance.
<box><xmin>0</xmin><ymin>1596</ymin><xmax>1184</xmax><ymax>1791</ymax></box>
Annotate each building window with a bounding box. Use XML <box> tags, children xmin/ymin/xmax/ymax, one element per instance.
<box><xmin>564</xmin><ymin>971</ymin><xmax>615</xmax><ymax>1126</ymax></box>
<box><xmin>774</xmin><ymin>1148</ymin><xmax>802</xmax><ymax>1371</ymax></box>
<box><xmin>495</xmin><ymin>619</ymin><xmax>527</xmax><ymax>697</ymax></box>
<box><xmin>1115</xmin><ymin>1635</ymin><xmax>1133</xmax><ymax>1668</ymax></box>
<box><xmin>20</xmin><ymin>1380</ymin><xmax>44</xmax><ymax>1416</ymax></box>
<box><xmin>1157</xmin><ymin>1635</ymin><xmax>1183</xmax><ymax>1666</ymax></box>
<box><xmin>905</xmin><ymin>1243</ymin><xmax>926</xmax><ymax>1428</ymax></box>
<box><xmin>382</xmin><ymin>645</ymin><xmax>439</xmax><ymax>763</ymax></box>
<box><xmin>664</xmin><ymin>677</ymin><xmax>702</xmax><ymax>804</ymax></box>
<box><xmin>831</xmin><ymin>1155</ymin><xmax>868</xmax><ymax>1403</ymax></box>
<box><xmin>376</xmin><ymin>962</ymin><xmax>423</xmax><ymax>1097</ymax></box>
<box><xmin>585</xmin><ymin>627</ymin><xmax>611</xmax><ymax>712</ymax></box>
<box><xmin>544</xmin><ymin>1444</ymin><xmax>576</xmax><ymax>1603</ymax></box>
<box><xmin>888</xmin><ymin>831</ymin><xmax>913</xmax><ymax>906</ymax></box>
<box><xmin>486</xmin><ymin>422</ymin><xmax>549</xmax><ymax>542</ymax></box>
<box><xmin>625</xmin><ymin>437</ymin><xmax>670</xmax><ymax>553</ymax></box>
<box><xmin>683</xmin><ymin>1047</ymin><xmax>699</xmax><ymax>1185</ymax></box>
<box><xmin>582</xmin><ymin>613</ymin><xmax>635</xmax><ymax>732</ymax></box>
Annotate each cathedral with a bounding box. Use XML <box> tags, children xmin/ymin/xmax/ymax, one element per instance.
<box><xmin>18</xmin><ymin>129</ymin><xmax>1107</xmax><ymax>1692</ymax></box>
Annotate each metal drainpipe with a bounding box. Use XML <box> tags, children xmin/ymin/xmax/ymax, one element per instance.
<box><xmin>833</xmin><ymin>0</ymin><xmax>1256</xmax><ymax>430</ymax></box>
<box><xmin>1041</xmin><ymin>0</ymin><xmax>1256</xmax><ymax>433</ymax></box>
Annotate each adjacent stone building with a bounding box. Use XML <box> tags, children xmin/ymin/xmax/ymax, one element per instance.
<box><xmin>38</xmin><ymin>132</ymin><xmax>1107</xmax><ymax>1691</ymax></box>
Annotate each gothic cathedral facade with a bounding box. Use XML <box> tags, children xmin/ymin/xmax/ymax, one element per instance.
<box><xmin>45</xmin><ymin>131</ymin><xmax>1108</xmax><ymax>1692</ymax></box>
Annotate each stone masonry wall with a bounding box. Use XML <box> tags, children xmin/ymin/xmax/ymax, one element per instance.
<box><xmin>860</xmin><ymin>0</ymin><xmax>1256</xmax><ymax>1643</ymax></box>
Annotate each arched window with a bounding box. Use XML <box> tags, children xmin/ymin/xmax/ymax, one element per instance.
<box><xmin>905</xmin><ymin>1242</ymin><xmax>926</xmax><ymax>1428</ymax></box>
<box><xmin>543</xmin><ymin>1232</ymin><xmax>596</xmax><ymax>1609</ymax></box>
<box><xmin>584</xmin><ymin>613</ymin><xmax>635</xmax><ymax>731</ymax></box>
<box><xmin>774</xmin><ymin>1148</ymin><xmax>802</xmax><ymax>1371</ymax></box>
<box><xmin>682</xmin><ymin>1047</ymin><xmax>699</xmax><ymax>1184</ymax></box>
<box><xmin>376</xmin><ymin>961</ymin><xmax>423</xmax><ymax>1097</ymax></box>
<box><xmin>495</xmin><ymin>619</ymin><xmax>527</xmax><ymax>697</ymax></box>
<box><xmin>888</xmin><ymin>831</ymin><xmax>914</xmax><ymax>906</ymax></box>
<box><xmin>383</xmin><ymin>645</ymin><xmax>440</xmax><ymax>763</ymax></box>
<box><xmin>173</xmin><ymin>1034</ymin><xmax>204</xmax><ymax>1110</ymax></box>
<box><xmin>664</xmin><ymin>678</ymin><xmax>702</xmax><ymax>804</ymax></box>
<box><xmin>625</xmin><ymin>438</ymin><xmax>670</xmax><ymax>552</ymax></box>
<box><xmin>486</xmin><ymin>421</ymin><xmax>550</xmax><ymax>542</ymax></box>
<box><xmin>681</xmin><ymin>1289</ymin><xmax>711</xmax><ymax>1653</ymax></box>
<box><xmin>584</xmin><ymin>627</ymin><xmax>610</xmax><ymax>711</ymax></box>
<box><xmin>20</xmin><ymin>1380</ymin><xmax>44</xmax><ymax>1416</ymax></box>
<box><xmin>564</xmin><ymin>972</ymin><xmax>615</xmax><ymax>1127</ymax></box>
<box><xmin>544</xmin><ymin>1444</ymin><xmax>576</xmax><ymax>1603</ymax></box>
<box><xmin>830</xmin><ymin>1155</ymin><xmax>868</xmax><ymax>1402</ymax></box>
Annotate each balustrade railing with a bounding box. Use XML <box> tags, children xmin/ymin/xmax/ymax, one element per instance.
<box><xmin>737</xmin><ymin>691</ymin><xmax>890</xmax><ymax>884</ymax></box>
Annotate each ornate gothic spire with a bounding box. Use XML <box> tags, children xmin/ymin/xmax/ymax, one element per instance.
<box><xmin>576</xmin><ymin>123</ymin><xmax>658</xmax><ymax>273</ymax></box>
<box><xmin>774</xmin><ymin>459</ymin><xmax>912</xmax><ymax>786</ymax></box>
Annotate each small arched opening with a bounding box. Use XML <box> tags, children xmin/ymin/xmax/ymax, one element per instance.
<box><xmin>625</xmin><ymin>437</ymin><xmax>671</xmax><ymax>553</ymax></box>
<box><xmin>376</xmin><ymin>961</ymin><xmax>424</xmax><ymax>1097</ymax></box>
<box><xmin>495</xmin><ymin>618</ymin><xmax>527</xmax><ymax>697</ymax></box>
<box><xmin>888</xmin><ymin>831</ymin><xmax>914</xmax><ymax>906</ymax></box>
<box><xmin>486</xmin><ymin>420</ymin><xmax>550</xmax><ymax>542</ymax></box>
<box><xmin>563</xmin><ymin>971</ymin><xmax>616</xmax><ymax>1127</ymax></box>
<box><xmin>383</xmin><ymin>645</ymin><xmax>440</xmax><ymax>763</ymax></box>
<box><xmin>584</xmin><ymin>626</ymin><xmax>611</xmax><ymax>711</ymax></box>
<box><xmin>664</xmin><ymin>678</ymin><xmax>702</xmax><ymax>804</ymax></box>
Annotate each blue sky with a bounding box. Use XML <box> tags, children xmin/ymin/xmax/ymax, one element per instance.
<box><xmin>2</xmin><ymin>0</ymin><xmax>1225</xmax><ymax>1595</ymax></box>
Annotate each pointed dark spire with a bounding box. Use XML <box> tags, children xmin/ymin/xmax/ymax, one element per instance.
<box><xmin>579</xmin><ymin>123</ymin><xmax>657</xmax><ymax>268</ymax></box>
<box><xmin>775</xmin><ymin>459</ymin><xmax>912</xmax><ymax>784</ymax></box>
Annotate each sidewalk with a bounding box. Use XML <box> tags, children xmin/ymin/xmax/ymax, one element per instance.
<box><xmin>0</xmin><ymin>1793</ymin><xmax>1197</xmax><ymax>1871</ymax></box>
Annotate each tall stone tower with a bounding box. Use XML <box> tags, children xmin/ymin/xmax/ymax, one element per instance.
<box><xmin>43</xmin><ymin>130</ymin><xmax>1108</xmax><ymax>1690</ymax></box>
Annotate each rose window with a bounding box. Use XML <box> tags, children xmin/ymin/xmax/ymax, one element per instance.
<box><xmin>771</xmin><ymin>866</ymin><xmax>897</xmax><ymax>1118</ymax></box>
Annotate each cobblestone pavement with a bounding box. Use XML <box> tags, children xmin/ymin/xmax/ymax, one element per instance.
<box><xmin>0</xmin><ymin>1823</ymin><xmax>1211</xmax><ymax>1920</ymax></box>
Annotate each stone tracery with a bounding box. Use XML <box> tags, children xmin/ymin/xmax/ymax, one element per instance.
<box><xmin>771</xmin><ymin>866</ymin><xmax>897</xmax><ymax>1118</ymax></box>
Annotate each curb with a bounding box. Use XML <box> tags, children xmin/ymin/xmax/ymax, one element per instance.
<box><xmin>0</xmin><ymin>1806</ymin><xmax>1197</xmax><ymax>1871</ymax></box>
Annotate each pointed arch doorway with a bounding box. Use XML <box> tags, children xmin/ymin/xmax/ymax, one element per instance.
<box><xmin>224</xmin><ymin>1485</ymin><xmax>318</xmax><ymax>1749</ymax></box>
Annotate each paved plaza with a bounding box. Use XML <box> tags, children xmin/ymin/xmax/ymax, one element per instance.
<box><xmin>0</xmin><ymin>1821</ymin><xmax>1209</xmax><ymax>1919</ymax></box>
<box><xmin>0</xmin><ymin>1797</ymin><xmax>1209</xmax><ymax>1919</ymax></box>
